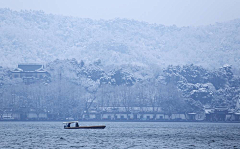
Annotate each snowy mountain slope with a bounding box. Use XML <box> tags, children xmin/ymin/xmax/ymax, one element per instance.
<box><xmin>0</xmin><ymin>8</ymin><xmax>240</xmax><ymax>68</ymax></box>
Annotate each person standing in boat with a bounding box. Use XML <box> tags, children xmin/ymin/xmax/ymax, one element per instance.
<box><xmin>67</xmin><ymin>123</ymin><xmax>71</xmax><ymax>127</ymax></box>
<box><xmin>75</xmin><ymin>122</ymin><xmax>79</xmax><ymax>127</ymax></box>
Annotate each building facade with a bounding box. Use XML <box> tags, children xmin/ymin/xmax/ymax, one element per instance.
<box><xmin>11</xmin><ymin>64</ymin><xmax>47</xmax><ymax>84</ymax></box>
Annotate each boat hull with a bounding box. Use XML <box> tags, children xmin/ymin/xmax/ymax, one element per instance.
<box><xmin>64</xmin><ymin>125</ymin><xmax>106</xmax><ymax>129</ymax></box>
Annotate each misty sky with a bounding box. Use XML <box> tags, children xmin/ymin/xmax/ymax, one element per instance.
<box><xmin>0</xmin><ymin>0</ymin><xmax>240</xmax><ymax>27</ymax></box>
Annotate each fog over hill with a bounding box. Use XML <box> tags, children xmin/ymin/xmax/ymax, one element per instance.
<box><xmin>0</xmin><ymin>8</ymin><xmax>240</xmax><ymax>68</ymax></box>
<box><xmin>1</xmin><ymin>8</ymin><xmax>240</xmax><ymax>120</ymax></box>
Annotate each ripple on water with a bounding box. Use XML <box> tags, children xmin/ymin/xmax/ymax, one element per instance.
<box><xmin>0</xmin><ymin>122</ymin><xmax>240</xmax><ymax>149</ymax></box>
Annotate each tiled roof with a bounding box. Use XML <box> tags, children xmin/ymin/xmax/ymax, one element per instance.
<box><xmin>12</xmin><ymin>68</ymin><xmax>23</xmax><ymax>72</ymax></box>
<box><xmin>18</xmin><ymin>64</ymin><xmax>43</xmax><ymax>71</ymax></box>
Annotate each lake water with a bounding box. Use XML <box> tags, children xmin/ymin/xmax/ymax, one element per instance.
<box><xmin>0</xmin><ymin>122</ymin><xmax>239</xmax><ymax>149</ymax></box>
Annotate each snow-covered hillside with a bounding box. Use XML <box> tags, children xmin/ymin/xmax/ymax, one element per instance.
<box><xmin>0</xmin><ymin>8</ymin><xmax>240</xmax><ymax>68</ymax></box>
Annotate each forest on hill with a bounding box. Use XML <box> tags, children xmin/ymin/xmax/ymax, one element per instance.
<box><xmin>0</xmin><ymin>59</ymin><xmax>239</xmax><ymax>118</ymax></box>
<box><xmin>0</xmin><ymin>8</ymin><xmax>240</xmax><ymax>69</ymax></box>
<box><xmin>0</xmin><ymin>9</ymin><xmax>240</xmax><ymax>118</ymax></box>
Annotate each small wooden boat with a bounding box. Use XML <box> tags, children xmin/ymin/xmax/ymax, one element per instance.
<box><xmin>63</xmin><ymin>121</ymin><xmax>106</xmax><ymax>129</ymax></box>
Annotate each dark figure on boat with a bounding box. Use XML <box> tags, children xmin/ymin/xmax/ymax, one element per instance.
<box><xmin>75</xmin><ymin>123</ymin><xmax>79</xmax><ymax>127</ymax></box>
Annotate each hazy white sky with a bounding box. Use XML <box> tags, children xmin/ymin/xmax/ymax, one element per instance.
<box><xmin>0</xmin><ymin>0</ymin><xmax>240</xmax><ymax>27</ymax></box>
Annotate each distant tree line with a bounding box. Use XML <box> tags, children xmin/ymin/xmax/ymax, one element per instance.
<box><xmin>0</xmin><ymin>59</ymin><xmax>239</xmax><ymax>119</ymax></box>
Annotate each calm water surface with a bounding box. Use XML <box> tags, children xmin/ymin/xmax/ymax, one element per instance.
<box><xmin>0</xmin><ymin>122</ymin><xmax>239</xmax><ymax>149</ymax></box>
